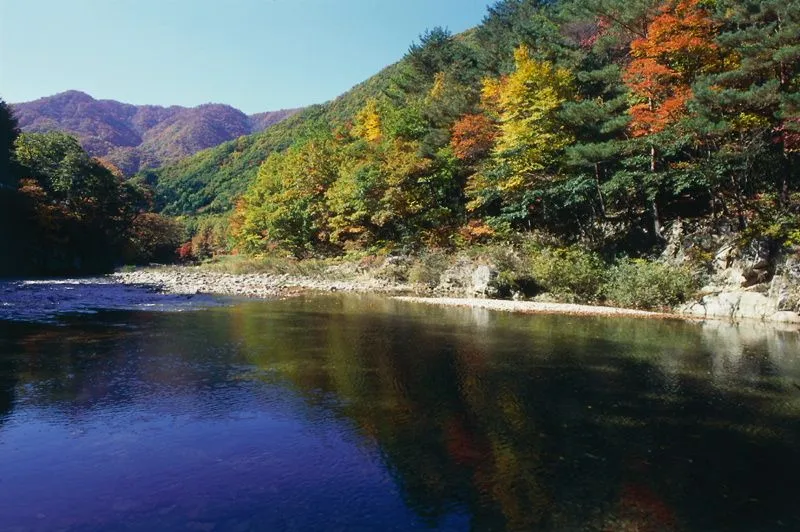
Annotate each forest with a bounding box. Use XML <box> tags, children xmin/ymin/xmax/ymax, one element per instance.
<box><xmin>230</xmin><ymin>0</ymin><xmax>799</xmax><ymax>259</ymax></box>
<box><xmin>1</xmin><ymin>0</ymin><xmax>799</xmax><ymax>291</ymax></box>
<box><xmin>0</xmin><ymin>99</ymin><xmax>183</xmax><ymax>276</ymax></box>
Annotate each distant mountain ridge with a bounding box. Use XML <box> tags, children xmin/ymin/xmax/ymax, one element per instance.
<box><xmin>11</xmin><ymin>91</ymin><xmax>300</xmax><ymax>175</ymax></box>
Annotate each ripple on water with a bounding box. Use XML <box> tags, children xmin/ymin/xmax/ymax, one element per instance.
<box><xmin>0</xmin><ymin>279</ymin><xmax>224</xmax><ymax>323</ymax></box>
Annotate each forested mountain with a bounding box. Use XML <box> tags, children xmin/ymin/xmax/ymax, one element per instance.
<box><xmin>12</xmin><ymin>91</ymin><xmax>300</xmax><ymax>175</ymax></box>
<box><xmin>145</xmin><ymin>64</ymin><xmax>404</xmax><ymax>215</ymax></box>
<box><xmin>4</xmin><ymin>0</ymin><xmax>798</xmax><ymax>284</ymax></box>
<box><xmin>161</xmin><ymin>0</ymin><xmax>797</xmax><ymax>260</ymax></box>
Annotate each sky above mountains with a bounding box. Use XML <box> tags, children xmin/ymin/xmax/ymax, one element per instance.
<box><xmin>0</xmin><ymin>0</ymin><xmax>491</xmax><ymax>113</ymax></box>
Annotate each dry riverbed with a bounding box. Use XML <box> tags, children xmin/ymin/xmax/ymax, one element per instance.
<box><xmin>393</xmin><ymin>296</ymin><xmax>686</xmax><ymax>320</ymax></box>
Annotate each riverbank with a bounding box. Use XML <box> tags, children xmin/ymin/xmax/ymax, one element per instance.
<box><xmin>110</xmin><ymin>265</ymin><xmax>800</xmax><ymax>325</ymax></box>
<box><xmin>393</xmin><ymin>296</ymin><xmax>687</xmax><ymax>320</ymax></box>
<box><xmin>111</xmin><ymin>266</ymin><xmax>417</xmax><ymax>298</ymax></box>
<box><xmin>110</xmin><ymin>266</ymin><xmax>694</xmax><ymax>322</ymax></box>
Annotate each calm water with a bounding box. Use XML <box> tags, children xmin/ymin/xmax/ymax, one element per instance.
<box><xmin>1</xmin><ymin>289</ymin><xmax>800</xmax><ymax>531</ymax></box>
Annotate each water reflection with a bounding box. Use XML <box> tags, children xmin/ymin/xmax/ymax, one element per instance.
<box><xmin>0</xmin><ymin>295</ymin><xmax>799</xmax><ymax>531</ymax></box>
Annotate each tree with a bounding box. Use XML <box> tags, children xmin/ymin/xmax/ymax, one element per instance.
<box><xmin>620</xmin><ymin>0</ymin><xmax>722</xmax><ymax>238</ymax></box>
<box><xmin>234</xmin><ymin>136</ymin><xmax>341</xmax><ymax>256</ymax></box>
<box><xmin>451</xmin><ymin>113</ymin><xmax>497</xmax><ymax>162</ymax></box>
<box><xmin>468</xmin><ymin>46</ymin><xmax>574</xmax><ymax>226</ymax></box>
<box><xmin>0</xmin><ymin>99</ymin><xmax>19</xmax><ymax>190</ymax></box>
<box><xmin>14</xmin><ymin>131</ymin><xmax>139</xmax><ymax>273</ymax></box>
<box><xmin>695</xmin><ymin>0</ymin><xmax>800</xmax><ymax>205</ymax></box>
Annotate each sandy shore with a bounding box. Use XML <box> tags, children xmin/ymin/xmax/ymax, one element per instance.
<box><xmin>393</xmin><ymin>296</ymin><xmax>689</xmax><ymax>320</ymax></box>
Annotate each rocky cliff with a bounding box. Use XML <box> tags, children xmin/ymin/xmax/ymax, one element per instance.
<box><xmin>663</xmin><ymin>219</ymin><xmax>800</xmax><ymax>324</ymax></box>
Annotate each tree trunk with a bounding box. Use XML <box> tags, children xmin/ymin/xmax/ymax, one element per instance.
<box><xmin>650</xmin><ymin>143</ymin><xmax>664</xmax><ymax>240</ymax></box>
<box><xmin>594</xmin><ymin>162</ymin><xmax>606</xmax><ymax>218</ymax></box>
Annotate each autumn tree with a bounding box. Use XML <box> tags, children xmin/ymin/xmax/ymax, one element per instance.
<box><xmin>450</xmin><ymin>113</ymin><xmax>497</xmax><ymax>163</ymax></box>
<box><xmin>352</xmin><ymin>99</ymin><xmax>383</xmax><ymax>143</ymax></box>
<box><xmin>234</xmin><ymin>136</ymin><xmax>341</xmax><ymax>256</ymax></box>
<box><xmin>467</xmin><ymin>46</ymin><xmax>574</xmax><ymax>227</ymax></box>
<box><xmin>621</xmin><ymin>0</ymin><xmax>721</xmax><ymax>237</ymax></box>
<box><xmin>14</xmin><ymin>132</ymin><xmax>141</xmax><ymax>273</ymax></box>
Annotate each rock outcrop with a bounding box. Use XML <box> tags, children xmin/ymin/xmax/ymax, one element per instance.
<box><xmin>664</xmin><ymin>219</ymin><xmax>800</xmax><ymax>324</ymax></box>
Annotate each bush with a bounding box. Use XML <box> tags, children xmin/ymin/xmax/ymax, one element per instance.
<box><xmin>408</xmin><ymin>250</ymin><xmax>450</xmax><ymax>288</ymax></box>
<box><xmin>604</xmin><ymin>259</ymin><xmax>697</xmax><ymax>310</ymax></box>
<box><xmin>528</xmin><ymin>247</ymin><xmax>607</xmax><ymax>303</ymax></box>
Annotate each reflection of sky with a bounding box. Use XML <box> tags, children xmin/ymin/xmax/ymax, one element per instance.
<box><xmin>0</xmin><ymin>280</ymin><xmax>223</xmax><ymax>323</ymax></box>
<box><xmin>0</xmin><ymin>381</ymin><xmax>455</xmax><ymax>531</ymax></box>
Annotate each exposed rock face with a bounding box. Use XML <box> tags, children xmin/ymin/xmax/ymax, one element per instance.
<box><xmin>680</xmin><ymin>289</ymin><xmax>800</xmax><ymax>324</ymax></box>
<box><xmin>665</xmin><ymin>219</ymin><xmax>800</xmax><ymax>324</ymax></box>
<box><xmin>470</xmin><ymin>265</ymin><xmax>500</xmax><ymax>297</ymax></box>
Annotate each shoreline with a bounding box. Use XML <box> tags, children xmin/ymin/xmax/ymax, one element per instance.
<box><xmin>110</xmin><ymin>266</ymin><xmax>800</xmax><ymax>326</ymax></box>
<box><xmin>112</xmin><ymin>266</ymin><xmax>699</xmax><ymax>322</ymax></box>
<box><xmin>392</xmin><ymin>296</ymin><xmax>693</xmax><ymax>321</ymax></box>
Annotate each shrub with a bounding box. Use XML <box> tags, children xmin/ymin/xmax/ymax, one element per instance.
<box><xmin>528</xmin><ymin>247</ymin><xmax>607</xmax><ymax>303</ymax></box>
<box><xmin>408</xmin><ymin>250</ymin><xmax>450</xmax><ymax>288</ymax></box>
<box><xmin>604</xmin><ymin>259</ymin><xmax>697</xmax><ymax>310</ymax></box>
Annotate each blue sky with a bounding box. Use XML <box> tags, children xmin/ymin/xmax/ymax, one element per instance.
<box><xmin>0</xmin><ymin>0</ymin><xmax>492</xmax><ymax>113</ymax></box>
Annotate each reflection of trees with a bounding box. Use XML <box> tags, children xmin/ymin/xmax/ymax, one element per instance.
<box><xmin>239</xmin><ymin>297</ymin><xmax>800</xmax><ymax>531</ymax></box>
<box><xmin>2</xmin><ymin>297</ymin><xmax>800</xmax><ymax>531</ymax></box>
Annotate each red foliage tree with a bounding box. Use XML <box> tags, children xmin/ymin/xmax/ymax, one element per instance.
<box><xmin>623</xmin><ymin>0</ymin><xmax>720</xmax><ymax>137</ymax></box>
<box><xmin>450</xmin><ymin>113</ymin><xmax>497</xmax><ymax>162</ymax></box>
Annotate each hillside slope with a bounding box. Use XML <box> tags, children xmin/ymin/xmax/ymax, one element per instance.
<box><xmin>147</xmin><ymin>63</ymin><xmax>403</xmax><ymax>215</ymax></box>
<box><xmin>12</xmin><ymin>91</ymin><xmax>300</xmax><ymax>175</ymax></box>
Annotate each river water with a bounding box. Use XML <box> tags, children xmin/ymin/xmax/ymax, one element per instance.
<box><xmin>1</xmin><ymin>281</ymin><xmax>799</xmax><ymax>531</ymax></box>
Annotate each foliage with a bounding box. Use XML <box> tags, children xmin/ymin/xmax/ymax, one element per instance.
<box><xmin>13</xmin><ymin>131</ymin><xmax>144</xmax><ymax>273</ymax></box>
<box><xmin>604</xmin><ymin>259</ymin><xmax>697</xmax><ymax>309</ymax></box>
<box><xmin>0</xmin><ymin>98</ymin><xmax>19</xmax><ymax>190</ymax></box>
<box><xmin>44</xmin><ymin>0</ymin><xmax>793</xmax><ymax>294</ymax></box>
<box><xmin>528</xmin><ymin>246</ymin><xmax>608</xmax><ymax>302</ymax></box>
<box><xmin>123</xmin><ymin>213</ymin><xmax>186</xmax><ymax>264</ymax></box>
<box><xmin>450</xmin><ymin>113</ymin><xmax>497</xmax><ymax>162</ymax></box>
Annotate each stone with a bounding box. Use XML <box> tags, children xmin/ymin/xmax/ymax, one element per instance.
<box><xmin>471</xmin><ymin>265</ymin><xmax>498</xmax><ymax>297</ymax></box>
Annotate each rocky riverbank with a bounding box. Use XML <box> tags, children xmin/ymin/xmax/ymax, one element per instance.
<box><xmin>111</xmin><ymin>266</ymin><xmax>417</xmax><ymax>298</ymax></box>
<box><xmin>110</xmin><ymin>225</ymin><xmax>800</xmax><ymax>325</ymax></box>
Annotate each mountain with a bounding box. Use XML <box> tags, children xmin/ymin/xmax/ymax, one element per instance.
<box><xmin>11</xmin><ymin>91</ymin><xmax>300</xmax><ymax>175</ymax></box>
<box><xmin>146</xmin><ymin>63</ymin><xmax>403</xmax><ymax>215</ymax></box>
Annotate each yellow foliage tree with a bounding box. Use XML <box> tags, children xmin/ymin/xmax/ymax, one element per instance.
<box><xmin>352</xmin><ymin>99</ymin><xmax>383</xmax><ymax>143</ymax></box>
<box><xmin>491</xmin><ymin>46</ymin><xmax>574</xmax><ymax>192</ymax></box>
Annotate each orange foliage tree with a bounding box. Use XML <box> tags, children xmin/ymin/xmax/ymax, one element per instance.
<box><xmin>450</xmin><ymin>113</ymin><xmax>497</xmax><ymax>162</ymax></box>
<box><xmin>623</xmin><ymin>0</ymin><xmax>721</xmax><ymax>138</ymax></box>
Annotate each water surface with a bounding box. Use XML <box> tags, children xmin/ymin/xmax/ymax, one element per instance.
<box><xmin>1</xmin><ymin>291</ymin><xmax>799</xmax><ymax>531</ymax></box>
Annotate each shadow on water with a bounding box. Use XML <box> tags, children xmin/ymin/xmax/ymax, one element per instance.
<box><xmin>0</xmin><ymin>294</ymin><xmax>799</xmax><ymax>530</ymax></box>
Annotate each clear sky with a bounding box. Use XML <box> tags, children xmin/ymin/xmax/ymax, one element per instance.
<box><xmin>0</xmin><ymin>0</ymin><xmax>493</xmax><ymax>114</ymax></box>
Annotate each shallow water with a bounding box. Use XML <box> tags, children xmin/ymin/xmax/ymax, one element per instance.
<box><xmin>1</xmin><ymin>289</ymin><xmax>799</xmax><ymax>531</ymax></box>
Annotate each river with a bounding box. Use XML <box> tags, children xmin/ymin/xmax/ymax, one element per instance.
<box><xmin>1</xmin><ymin>280</ymin><xmax>799</xmax><ymax>531</ymax></box>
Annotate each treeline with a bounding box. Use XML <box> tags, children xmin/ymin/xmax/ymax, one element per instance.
<box><xmin>233</xmin><ymin>0</ymin><xmax>799</xmax><ymax>258</ymax></box>
<box><xmin>0</xmin><ymin>99</ymin><xmax>184</xmax><ymax>276</ymax></box>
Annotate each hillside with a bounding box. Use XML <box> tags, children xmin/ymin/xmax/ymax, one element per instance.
<box><xmin>146</xmin><ymin>62</ymin><xmax>404</xmax><ymax>215</ymax></box>
<box><xmin>12</xmin><ymin>91</ymin><xmax>300</xmax><ymax>175</ymax></box>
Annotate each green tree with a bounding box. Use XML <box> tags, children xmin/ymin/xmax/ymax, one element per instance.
<box><xmin>0</xmin><ymin>99</ymin><xmax>19</xmax><ymax>191</ymax></box>
<box><xmin>14</xmin><ymin>132</ymin><xmax>139</xmax><ymax>273</ymax></box>
<box><xmin>234</xmin><ymin>135</ymin><xmax>341</xmax><ymax>256</ymax></box>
